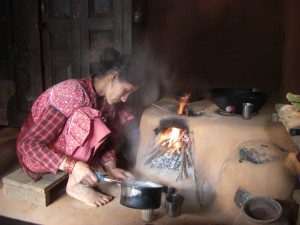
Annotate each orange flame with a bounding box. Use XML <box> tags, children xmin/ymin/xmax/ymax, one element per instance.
<box><xmin>177</xmin><ymin>93</ymin><xmax>191</xmax><ymax>115</ymax></box>
<box><xmin>157</xmin><ymin>93</ymin><xmax>191</xmax><ymax>154</ymax></box>
<box><xmin>159</xmin><ymin>127</ymin><xmax>183</xmax><ymax>149</ymax></box>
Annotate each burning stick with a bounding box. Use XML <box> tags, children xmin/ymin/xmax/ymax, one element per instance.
<box><xmin>144</xmin><ymin>144</ymin><xmax>170</xmax><ymax>165</ymax></box>
<box><xmin>176</xmin><ymin>148</ymin><xmax>188</xmax><ymax>181</ymax></box>
<box><xmin>145</xmin><ymin>126</ymin><xmax>193</xmax><ymax>178</ymax></box>
<box><xmin>185</xmin><ymin>142</ymin><xmax>192</xmax><ymax>166</ymax></box>
<box><xmin>189</xmin><ymin>132</ymin><xmax>201</xmax><ymax>208</ymax></box>
<box><xmin>176</xmin><ymin>136</ymin><xmax>193</xmax><ymax>180</ymax></box>
<box><xmin>152</xmin><ymin>103</ymin><xmax>178</xmax><ymax>115</ymax></box>
<box><xmin>145</xmin><ymin>136</ymin><xmax>167</xmax><ymax>157</ymax></box>
<box><xmin>145</xmin><ymin>150</ymin><xmax>166</xmax><ymax>165</ymax></box>
<box><xmin>173</xmin><ymin>153</ymin><xmax>182</xmax><ymax>171</ymax></box>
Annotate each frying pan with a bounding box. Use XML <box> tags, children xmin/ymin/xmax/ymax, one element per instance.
<box><xmin>95</xmin><ymin>170</ymin><xmax>163</xmax><ymax>209</ymax></box>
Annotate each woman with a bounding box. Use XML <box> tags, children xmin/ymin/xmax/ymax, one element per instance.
<box><xmin>16</xmin><ymin>48</ymin><xmax>140</xmax><ymax>207</ymax></box>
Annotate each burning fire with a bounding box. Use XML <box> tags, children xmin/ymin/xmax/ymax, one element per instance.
<box><xmin>177</xmin><ymin>93</ymin><xmax>191</xmax><ymax>115</ymax></box>
<box><xmin>158</xmin><ymin>127</ymin><xmax>187</xmax><ymax>153</ymax></box>
<box><xmin>145</xmin><ymin>94</ymin><xmax>193</xmax><ymax>180</ymax></box>
<box><xmin>158</xmin><ymin>93</ymin><xmax>191</xmax><ymax>154</ymax></box>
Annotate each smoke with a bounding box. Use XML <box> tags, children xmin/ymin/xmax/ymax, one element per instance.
<box><xmin>121</xmin><ymin>46</ymin><xmax>177</xmax><ymax>171</ymax></box>
<box><xmin>132</xmin><ymin>44</ymin><xmax>176</xmax><ymax>111</ymax></box>
<box><xmin>123</xmin><ymin>0</ymin><xmax>253</xmax><ymax>170</ymax></box>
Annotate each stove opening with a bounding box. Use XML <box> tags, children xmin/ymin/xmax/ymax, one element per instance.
<box><xmin>173</xmin><ymin>92</ymin><xmax>200</xmax><ymax>116</ymax></box>
<box><xmin>144</xmin><ymin>118</ymin><xmax>194</xmax><ymax>181</ymax></box>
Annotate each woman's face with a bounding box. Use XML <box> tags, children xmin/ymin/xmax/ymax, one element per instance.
<box><xmin>105</xmin><ymin>75</ymin><xmax>138</xmax><ymax>105</ymax></box>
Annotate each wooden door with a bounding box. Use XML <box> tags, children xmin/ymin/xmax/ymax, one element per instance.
<box><xmin>80</xmin><ymin>0</ymin><xmax>132</xmax><ymax>76</ymax></box>
<box><xmin>0</xmin><ymin>0</ymin><xmax>132</xmax><ymax>126</ymax></box>
<box><xmin>41</xmin><ymin>0</ymin><xmax>132</xmax><ymax>88</ymax></box>
<box><xmin>40</xmin><ymin>0</ymin><xmax>80</xmax><ymax>87</ymax></box>
<box><xmin>1</xmin><ymin>0</ymin><xmax>43</xmax><ymax>126</ymax></box>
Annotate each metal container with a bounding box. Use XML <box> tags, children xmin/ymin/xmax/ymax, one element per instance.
<box><xmin>242</xmin><ymin>196</ymin><xmax>282</xmax><ymax>224</ymax></box>
<box><xmin>165</xmin><ymin>193</ymin><xmax>184</xmax><ymax>217</ymax></box>
<box><xmin>242</xmin><ymin>103</ymin><xmax>254</xmax><ymax>119</ymax></box>
<box><xmin>235</xmin><ymin>190</ymin><xmax>283</xmax><ymax>224</ymax></box>
<box><xmin>94</xmin><ymin>170</ymin><xmax>163</xmax><ymax>209</ymax></box>
<box><xmin>161</xmin><ymin>186</ymin><xmax>176</xmax><ymax>207</ymax></box>
<box><xmin>120</xmin><ymin>180</ymin><xmax>163</xmax><ymax>209</ymax></box>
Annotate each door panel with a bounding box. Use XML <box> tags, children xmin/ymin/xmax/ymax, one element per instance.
<box><xmin>41</xmin><ymin>0</ymin><xmax>80</xmax><ymax>88</ymax></box>
<box><xmin>79</xmin><ymin>0</ymin><xmax>123</xmax><ymax>75</ymax></box>
<box><xmin>0</xmin><ymin>0</ymin><xmax>132</xmax><ymax>126</ymax></box>
<box><xmin>42</xmin><ymin>0</ymin><xmax>132</xmax><ymax>87</ymax></box>
<box><xmin>3</xmin><ymin>0</ymin><xmax>43</xmax><ymax>126</ymax></box>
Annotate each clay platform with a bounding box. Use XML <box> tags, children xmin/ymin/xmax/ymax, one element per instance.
<box><xmin>135</xmin><ymin>98</ymin><xmax>300</xmax><ymax>224</ymax></box>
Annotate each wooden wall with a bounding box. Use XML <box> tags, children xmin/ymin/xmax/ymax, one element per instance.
<box><xmin>280</xmin><ymin>0</ymin><xmax>300</xmax><ymax>101</ymax></box>
<box><xmin>140</xmin><ymin>0</ymin><xmax>288</xmax><ymax>100</ymax></box>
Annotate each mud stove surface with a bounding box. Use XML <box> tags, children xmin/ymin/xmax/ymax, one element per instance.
<box><xmin>134</xmin><ymin>98</ymin><xmax>298</xmax><ymax>224</ymax></box>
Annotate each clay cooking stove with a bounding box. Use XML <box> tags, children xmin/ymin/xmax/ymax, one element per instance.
<box><xmin>134</xmin><ymin>93</ymin><xmax>298</xmax><ymax>224</ymax></box>
<box><xmin>136</xmin><ymin>93</ymin><xmax>203</xmax><ymax>208</ymax></box>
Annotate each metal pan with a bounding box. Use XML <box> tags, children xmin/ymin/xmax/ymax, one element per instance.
<box><xmin>95</xmin><ymin>170</ymin><xmax>163</xmax><ymax>209</ymax></box>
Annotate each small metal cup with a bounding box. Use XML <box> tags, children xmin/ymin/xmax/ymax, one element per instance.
<box><xmin>242</xmin><ymin>103</ymin><xmax>253</xmax><ymax>120</ymax></box>
<box><xmin>141</xmin><ymin>209</ymin><xmax>154</xmax><ymax>222</ymax></box>
<box><xmin>161</xmin><ymin>186</ymin><xmax>176</xmax><ymax>208</ymax></box>
<box><xmin>166</xmin><ymin>194</ymin><xmax>184</xmax><ymax>217</ymax></box>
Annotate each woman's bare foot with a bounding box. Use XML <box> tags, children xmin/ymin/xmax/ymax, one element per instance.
<box><xmin>66</xmin><ymin>174</ymin><xmax>113</xmax><ymax>207</ymax></box>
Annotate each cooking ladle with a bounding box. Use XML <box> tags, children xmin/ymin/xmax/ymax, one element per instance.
<box><xmin>94</xmin><ymin>170</ymin><xmax>122</xmax><ymax>184</ymax></box>
<box><xmin>82</xmin><ymin>170</ymin><xmax>121</xmax><ymax>187</ymax></box>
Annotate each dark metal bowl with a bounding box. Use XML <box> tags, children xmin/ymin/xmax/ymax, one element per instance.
<box><xmin>209</xmin><ymin>88</ymin><xmax>270</xmax><ymax>114</ymax></box>
<box><xmin>242</xmin><ymin>196</ymin><xmax>282</xmax><ymax>223</ymax></box>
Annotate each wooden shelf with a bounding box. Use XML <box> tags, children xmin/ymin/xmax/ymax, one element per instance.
<box><xmin>276</xmin><ymin>104</ymin><xmax>300</xmax><ymax>225</ymax></box>
<box><xmin>275</xmin><ymin>104</ymin><xmax>300</xmax><ymax>151</ymax></box>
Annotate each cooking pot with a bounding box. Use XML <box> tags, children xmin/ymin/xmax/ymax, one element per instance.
<box><xmin>209</xmin><ymin>88</ymin><xmax>270</xmax><ymax>114</ymax></box>
<box><xmin>120</xmin><ymin>180</ymin><xmax>163</xmax><ymax>209</ymax></box>
<box><xmin>94</xmin><ymin>170</ymin><xmax>163</xmax><ymax>209</ymax></box>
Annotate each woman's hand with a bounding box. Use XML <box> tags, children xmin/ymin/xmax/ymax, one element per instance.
<box><xmin>71</xmin><ymin>161</ymin><xmax>99</xmax><ymax>186</ymax></box>
<box><xmin>104</xmin><ymin>160</ymin><xmax>134</xmax><ymax>180</ymax></box>
<box><xmin>107</xmin><ymin>167</ymin><xmax>134</xmax><ymax>181</ymax></box>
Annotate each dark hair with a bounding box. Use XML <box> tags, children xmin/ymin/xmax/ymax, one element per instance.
<box><xmin>98</xmin><ymin>48</ymin><xmax>140</xmax><ymax>86</ymax></box>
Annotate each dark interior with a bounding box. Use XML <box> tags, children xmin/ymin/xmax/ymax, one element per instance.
<box><xmin>0</xmin><ymin>0</ymin><xmax>300</xmax><ymax>127</ymax></box>
<box><xmin>0</xmin><ymin>1</ymin><xmax>300</xmax><ymax>224</ymax></box>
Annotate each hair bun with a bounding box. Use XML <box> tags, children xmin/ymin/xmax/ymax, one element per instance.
<box><xmin>100</xmin><ymin>48</ymin><xmax>121</xmax><ymax>71</ymax></box>
<box><xmin>97</xmin><ymin>47</ymin><xmax>139</xmax><ymax>85</ymax></box>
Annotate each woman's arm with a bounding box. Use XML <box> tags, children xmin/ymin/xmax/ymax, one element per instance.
<box><xmin>99</xmin><ymin>104</ymin><xmax>136</xmax><ymax>180</ymax></box>
<box><xmin>18</xmin><ymin>105</ymin><xmax>68</xmax><ymax>174</ymax></box>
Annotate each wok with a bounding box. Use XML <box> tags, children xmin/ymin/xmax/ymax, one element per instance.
<box><xmin>209</xmin><ymin>88</ymin><xmax>269</xmax><ymax>114</ymax></box>
<box><xmin>95</xmin><ymin>170</ymin><xmax>163</xmax><ymax>209</ymax></box>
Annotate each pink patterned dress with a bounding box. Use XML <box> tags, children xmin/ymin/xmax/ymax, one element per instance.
<box><xmin>17</xmin><ymin>77</ymin><xmax>133</xmax><ymax>180</ymax></box>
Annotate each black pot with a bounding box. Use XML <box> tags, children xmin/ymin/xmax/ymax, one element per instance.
<box><xmin>209</xmin><ymin>88</ymin><xmax>270</xmax><ymax>114</ymax></box>
<box><xmin>120</xmin><ymin>180</ymin><xmax>163</xmax><ymax>209</ymax></box>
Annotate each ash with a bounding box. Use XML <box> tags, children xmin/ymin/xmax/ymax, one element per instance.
<box><xmin>150</xmin><ymin>151</ymin><xmax>190</xmax><ymax>171</ymax></box>
<box><xmin>239</xmin><ymin>145</ymin><xmax>279</xmax><ymax>164</ymax></box>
